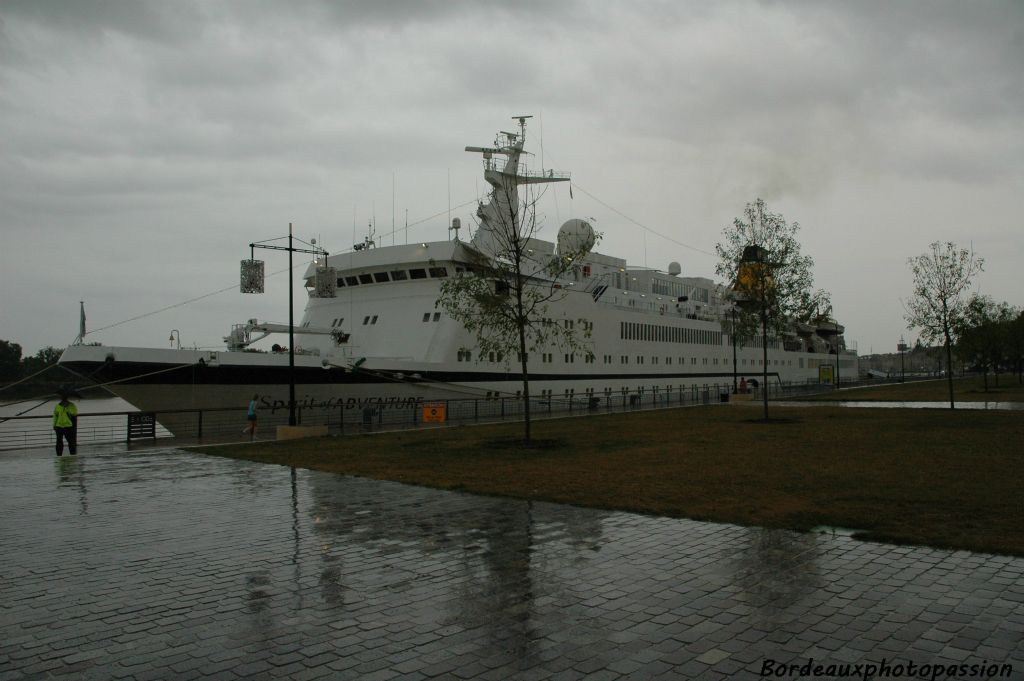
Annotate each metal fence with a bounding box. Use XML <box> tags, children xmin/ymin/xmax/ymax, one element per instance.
<box><xmin>0</xmin><ymin>378</ymin><xmax>879</xmax><ymax>451</ymax></box>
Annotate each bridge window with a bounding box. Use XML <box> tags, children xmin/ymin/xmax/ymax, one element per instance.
<box><xmin>374</xmin><ymin>272</ymin><xmax>390</xmax><ymax>283</ymax></box>
<box><xmin>428</xmin><ymin>267</ymin><xmax>448</xmax><ymax>278</ymax></box>
<box><xmin>409</xmin><ymin>268</ymin><xmax>427</xmax><ymax>279</ymax></box>
<box><xmin>345</xmin><ymin>276</ymin><xmax>359</xmax><ymax>286</ymax></box>
<box><xmin>390</xmin><ymin>270</ymin><xmax>408</xmax><ymax>280</ymax></box>
<box><xmin>358</xmin><ymin>273</ymin><xmax>373</xmax><ymax>284</ymax></box>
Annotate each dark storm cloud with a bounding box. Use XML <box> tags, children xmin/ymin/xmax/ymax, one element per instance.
<box><xmin>0</xmin><ymin>0</ymin><xmax>1021</xmax><ymax>355</ymax></box>
<box><xmin>580</xmin><ymin>0</ymin><xmax>1024</xmax><ymax>194</ymax></box>
<box><xmin>2</xmin><ymin>0</ymin><xmax>1020</xmax><ymax>204</ymax></box>
<box><xmin>268</xmin><ymin>0</ymin><xmax>593</xmax><ymax>30</ymax></box>
<box><xmin>0</xmin><ymin>0</ymin><xmax>202</xmax><ymax>44</ymax></box>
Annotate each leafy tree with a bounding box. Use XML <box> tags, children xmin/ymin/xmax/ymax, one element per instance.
<box><xmin>958</xmin><ymin>298</ymin><xmax>1019</xmax><ymax>389</ymax></box>
<box><xmin>437</xmin><ymin>121</ymin><xmax>597</xmax><ymax>444</ymax></box>
<box><xmin>904</xmin><ymin>241</ymin><xmax>984</xmax><ymax>408</ymax></box>
<box><xmin>1010</xmin><ymin>310</ymin><xmax>1024</xmax><ymax>385</ymax></box>
<box><xmin>716</xmin><ymin>198</ymin><xmax>817</xmax><ymax>420</ymax></box>
<box><xmin>21</xmin><ymin>346</ymin><xmax>64</xmax><ymax>378</ymax></box>
<box><xmin>955</xmin><ymin>296</ymin><xmax>996</xmax><ymax>389</ymax></box>
<box><xmin>0</xmin><ymin>340</ymin><xmax>22</xmax><ymax>382</ymax></box>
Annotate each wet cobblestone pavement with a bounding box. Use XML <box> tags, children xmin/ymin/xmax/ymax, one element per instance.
<box><xmin>1</xmin><ymin>446</ymin><xmax>1022</xmax><ymax>680</ymax></box>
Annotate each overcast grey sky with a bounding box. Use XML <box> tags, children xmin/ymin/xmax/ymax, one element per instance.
<box><xmin>1</xmin><ymin>0</ymin><xmax>1021</xmax><ymax>357</ymax></box>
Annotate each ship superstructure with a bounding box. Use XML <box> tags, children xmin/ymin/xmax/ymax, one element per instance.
<box><xmin>59</xmin><ymin>118</ymin><xmax>856</xmax><ymax>430</ymax></box>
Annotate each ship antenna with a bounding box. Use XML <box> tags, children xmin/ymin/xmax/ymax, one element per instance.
<box><xmin>539</xmin><ymin>110</ymin><xmax>544</xmax><ymax>172</ymax></box>
<box><xmin>513</xmin><ymin>114</ymin><xmax>533</xmax><ymax>141</ymax></box>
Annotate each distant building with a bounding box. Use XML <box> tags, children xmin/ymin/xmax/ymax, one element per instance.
<box><xmin>857</xmin><ymin>345</ymin><xmax>946</xmax><ymax>378</ymax></box>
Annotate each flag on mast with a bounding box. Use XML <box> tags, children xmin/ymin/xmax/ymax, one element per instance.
<box><xmin>75</xmin><ymin>301</ymin><xmax>86</xmax><ymax>344</ymax></box>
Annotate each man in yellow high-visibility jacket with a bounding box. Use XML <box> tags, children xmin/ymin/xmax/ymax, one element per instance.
<box><xmin>53</xmin><ymin>392</ymin><xmax>78</xmax><ymax>456</ymax></box>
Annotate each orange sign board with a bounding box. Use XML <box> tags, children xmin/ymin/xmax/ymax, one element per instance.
<box><xmin>423</xmin><ymin>402</ymin><xmax>447</xmax><ymax>423</ymax></box>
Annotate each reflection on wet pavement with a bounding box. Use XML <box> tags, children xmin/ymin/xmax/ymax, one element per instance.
<box><xmin>1</xmin><ymin>446</ymin><xmax>1022</xmax><ymax>679</ymax></box>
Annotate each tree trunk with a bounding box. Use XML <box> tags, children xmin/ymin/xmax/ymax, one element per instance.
<box><xmin>944</xmin><ymin>334</ymin><xmax>955</xmax><ymax>410</ymax></box>
<box><xmin>515</xmin><ymin>288</ymin><xmax>531</xmax><ymax>445</ymax></box>
<box><xmin>942</xmin><ymin>299</ymin><xmax>955</xmax><ymax>410</ymax></box>
<box><xmin>519</xmin><ymin>323</ymin><xmax>531</xmax><ymax>445</ymax></box>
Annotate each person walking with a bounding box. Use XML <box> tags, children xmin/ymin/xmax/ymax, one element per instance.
<box><xmin>53</xmin><ymin>389</ymin><xmax>78</xmax><ymax>456</ymax></box>
<box><xmin>243</xmin><ymin>394</ymin><xmax>259</xmax><ymax>439</ymax></box>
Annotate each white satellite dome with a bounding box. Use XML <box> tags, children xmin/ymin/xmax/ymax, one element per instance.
<box><xmin>668</xmin><ymin>261</ymin><xmax>681</xmax><ymax>276</ymax></box>
<box><xmin>556</xmin><ymin>219</ymin><xmax>596</xmax><ymax>257</ymax></box>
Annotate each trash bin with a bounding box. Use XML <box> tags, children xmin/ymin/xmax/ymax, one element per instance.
<box><xmin>719</xmin><ymin>391</ymin><xmax>729</xmax><ymax>403</ymax></box>
<box><xmin>588</xmin><ymin>397</ymin><xmax>600</xmax><ymax>411</ymax></box>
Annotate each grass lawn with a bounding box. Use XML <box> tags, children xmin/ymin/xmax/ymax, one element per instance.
<box><xmin>197</xmin><ymin>404</ymin><xmax>1024</xmax><ymax>556</ymax></box>
<box><xmin>811</xmin><ymin>375</ymin><xmax>1024</xmax><ymax>402</ymax></box>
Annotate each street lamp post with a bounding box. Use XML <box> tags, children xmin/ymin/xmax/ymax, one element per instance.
<box><xmin>245</xmin><ymin>223</ymin><xmax>328</xmax><ymax>427</ymax></box>
<box><xmin>834</xmin><ymin>318</ymin><xmax>840</xmax><ymax>389</ymax></box>
<box><xmin>898</xmin><ymin>337</ymin><xmax>908</xmax><ymax>383</ymax></box>
<box><xmin>730</xmin><ymin>306</ymin><xmax>739</xmax><ymax>394</ymax></box>
<box><xmin>734</xmin><ymin>245</ymin><xmax>771</xmax><ymax>418</ymax></box>
<box><xmin>825</xmin><ymin>303</ymin><xmax>840</xmax><ymax>389</ymax></box>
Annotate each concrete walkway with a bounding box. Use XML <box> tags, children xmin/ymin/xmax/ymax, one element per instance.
<box><xmin>1</xmin><ymin>446</ymin><xmax>1021</xmax><ymax>680</ymax></box>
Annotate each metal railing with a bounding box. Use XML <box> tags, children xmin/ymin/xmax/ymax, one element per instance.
<box><xmin>0</xmin><ymin>379</ymin><xmax>850</xmax><ymax>452</ymax></box>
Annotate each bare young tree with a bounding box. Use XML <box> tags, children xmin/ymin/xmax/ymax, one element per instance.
<box><xmin>437</xmin><ymin>119</ymin><xmax>598</xmax><ymax>444</ymax></box>
<box><xmin>716</xmin><ymin>198</ymin><xmax>817</xmax><ymax>420</ymax></box>
<box><xmin>904</xmin><ymin>241</ymin><xmax>984</xmax><ymax>409</ymax></box>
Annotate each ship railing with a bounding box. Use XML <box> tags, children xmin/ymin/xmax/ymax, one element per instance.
<box><xmin>0</xmin><ymin>377</ymin><xmax>894</xmax><ymax>452</ymax></box>
<box><xmin>481</xmin><ymin>158</ymin><xmax>570</xmax><ymax>180</ymax></box>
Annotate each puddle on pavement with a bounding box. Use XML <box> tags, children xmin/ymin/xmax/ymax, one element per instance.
<box><xmin>811</xmin><ymin>526</ymin><xmax>864</xmax><ymax>537</ymax></box>
<box><xmin>776</xmin><ymin>401</ymin><xmax>1024</xmax><ymax>410</ymax></box>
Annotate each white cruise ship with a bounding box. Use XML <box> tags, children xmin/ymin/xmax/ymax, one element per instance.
<box><xmin>59</xmin><ymin>118</ymin><xmax>856</xmax><ymax>431</ymax></box>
